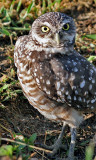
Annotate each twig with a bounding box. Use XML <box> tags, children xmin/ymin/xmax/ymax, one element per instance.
<box><xmin>4</xmin><ymin>27</ymin><xmax>30</xmax><ymax>31</ymax></box>
<box><xmin>0</xmin><ymin>137</ymin><xmax>52</xmax><ymax>153</ymax></box>
<box><xmin>0</xmin><ymin>123</ymin><xmax>13</xmax><ymax>138</ymax></box>
<box><xmin>42</xmin><ymin>131</ymin><xmax>47</xmax><ymax>160</ymax></box>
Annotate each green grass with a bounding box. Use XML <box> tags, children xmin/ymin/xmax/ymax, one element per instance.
<box><xmin>0</xmin><ymin>132</ymin><xmax>38</xmax><ymax>160</ymax></box>
<box><xmin>85</xmin><ymin>140</ymin><xmax>95</xmax><ymax>160</ymax></box>
<box><xmin>0</xmin><ymin>61</ymin><xmax>22</xmax><ymax>103</ymax></box>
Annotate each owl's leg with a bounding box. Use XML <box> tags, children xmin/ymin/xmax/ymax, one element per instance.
<box><xmin>43</xmin><ymin>122</ymin><xmax>66</xmax><ymax>157</ymax></box>
<box><xmin>67</xmin><ymin>127</ymin><xmax>77</xmax><ymax>160</ymax></box>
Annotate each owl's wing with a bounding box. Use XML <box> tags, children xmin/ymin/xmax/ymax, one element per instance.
<box><xmin>33</xmin><ymin>52</ymin><xmax>96</xmax><ymax>111</ymax></box>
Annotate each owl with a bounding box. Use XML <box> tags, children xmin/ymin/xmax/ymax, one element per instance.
<box><xmin>14</xmin><ymin>12</ymin><xmax>96</xmax><ymax>160</ymax></box>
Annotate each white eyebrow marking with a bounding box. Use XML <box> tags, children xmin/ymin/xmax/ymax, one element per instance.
<box><xmin>43</xmin><ymin>22</ymin><xmax>52</xmax><ymax>28</ymax></box>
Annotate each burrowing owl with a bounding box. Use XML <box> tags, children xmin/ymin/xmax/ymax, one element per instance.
<box><xmin>14</xmin><ymin>12</ymin><xmax>96</xmax><ymax>159</ymax></box>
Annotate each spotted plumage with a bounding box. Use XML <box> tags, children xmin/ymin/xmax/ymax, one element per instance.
<box><xmin>14</xmin><ymin>12</ymin><xmax>96</xmax><ymax>159</ymax></box>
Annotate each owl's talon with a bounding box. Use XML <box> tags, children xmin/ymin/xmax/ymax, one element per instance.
<box><xmin>40</xmin><ymin>143</ymin><xmax>54</xmax><ymax>150</ymax></box>
<box><xmin>41</xmin><ymin>143</ymin><xmax>67</xmax><ymax>151</ymax></box>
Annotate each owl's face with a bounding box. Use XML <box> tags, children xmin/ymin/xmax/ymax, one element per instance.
<box><xmin>31</xmin><ymin>12</ymin><xmax>76</xmax><ymax>49</ymax></box>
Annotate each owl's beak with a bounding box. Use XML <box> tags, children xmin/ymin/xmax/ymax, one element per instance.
<box><xmin>55</xmin><ymin>33</ymin><xmax>60</xmax><ymax>45</ymax></box>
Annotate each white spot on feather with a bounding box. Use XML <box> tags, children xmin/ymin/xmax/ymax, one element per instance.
<box><xmin>46</xmin><ymin>80</ymin><xmax>50</xmax><ymax>85</ymax></box>
<box><xmin>80</xmin><ymin>80</ymin><xmax>85</xmax><ymax>88</ymax></box>
<box><xmin>56</xmin><ymin>82</ymin><xmax>60</xmax><ymax>90</ymax></box>
<box><xmin>91</xmin><ymin>99</ymin><xmax>95</xmax><ymax>103</ymax></box>
<box><xmin>89</xmin><ymin>84</ymin><xmax>92</xmax><ymax>90</ymax></box>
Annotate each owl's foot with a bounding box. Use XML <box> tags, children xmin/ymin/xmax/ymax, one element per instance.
<box><xmin>41</xmin><ymin>122</ymin><xmax>67</xmax><ymax>157</ymax></box>
<box><xmin>63</xmin><ymin>128</ymin><xmax>77</xmax><ymax>160</ymax></box>
<box><xmin>41</xmin><ymin>143</ymin><xmax>66</xmax><ymax>150</ymax></box>
<box><xmin>42</xmin><ymin>127</ymin><xmax>77</xmax><ymax>160</ymax></box>
<box><xmin>41</xmin><ymin>141</ymin><xmax>67</xmax><ymax>157</ymax></box>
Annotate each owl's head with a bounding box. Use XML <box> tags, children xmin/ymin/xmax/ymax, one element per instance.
<box><xmin>30</xmin><ymin>12</ymin><xmax>76</xmax><ymax>50</ymax></box>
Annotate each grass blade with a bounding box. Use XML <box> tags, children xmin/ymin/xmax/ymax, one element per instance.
<box><xmin>27</xmin><ymin>2</ymin><xmax>34</xmax><ymax>14</ymax></box>
<box><xmin>87</xmin><ymin>56</ymin><xmax>96</xmax><ymax>62</ymax></box>
<box><xmin>0</xmin><ymin>6</ymin><xmax>4</xmax><ymax>14</ymax></box>
<box><xmin>22</xmin><ymin>2</ymin><xmax>34</xmax><ymax>20</ymax></box>
<box><xmin>0</xmin><ymin>84</ymin><xmax>10</xmax><ymax>93</ymax></box>
<box><xmin>85</xmin><ymin>145</ymin><xmax>94</xmax><ymax>160</ymax></box>
<box><xmin>47</xmin><ymin>0</ymin><xmax>52</xmax><ymax>11</ymax></box>
<box><xmin>82</xmin><ymin>34</ymin><xmax>96</xmax><ymax>40</ymax></box>
<box><xmin>4</xmin><ymin>26</ymin><xmax>30</xmax><ymax>31</ymax></box>
<box><xmin>0</xmin><ymin>28</ymin><xmax>11</xmax><ymax>36</ymax></box>
<box><xmin>16</xmin><ymin>0</ymin><xmax>22</xmax><ymax>12</ymax></box>
<box><xmin>43</xmin><ymin>0</ymin><xmax>46</xmax><ymax>9</ymax></box>
<box><xmin>10</xmin><ymin>0</ymin><xmax>15</xmax><ymax>12</ymax></box>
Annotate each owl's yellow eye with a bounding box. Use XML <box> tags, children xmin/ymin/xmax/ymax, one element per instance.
<box><xmin>62</xmin><ymin>23</ymin><xmax>70</xmax><ymax>31</ymax></box>
<box><xmin>41</xmin><ymin>26</ymin><xmax>50</xmax><ymax>33</ymax></box>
